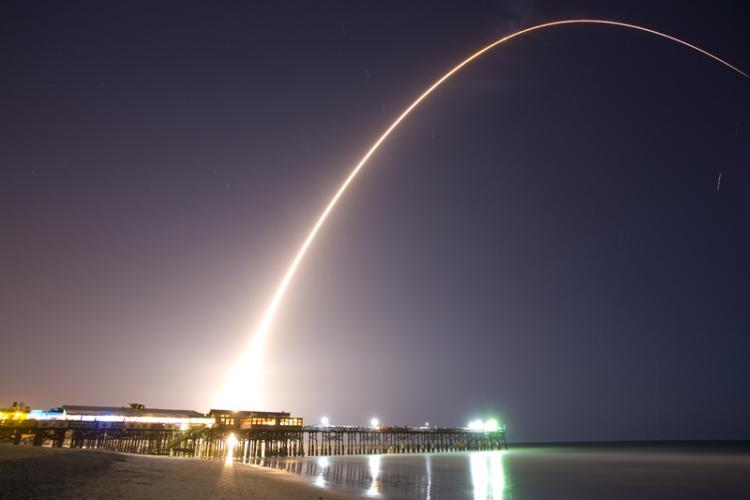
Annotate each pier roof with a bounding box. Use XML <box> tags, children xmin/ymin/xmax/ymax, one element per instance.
<box><xmin>208</xmin><ymin>409</ymin><xmax>291</xmax><ymax>417</ymax></box>
<box><xmin>61</xmin><ymin>405</ymin><xmax>205</xmax><ymax>419</ymax></box>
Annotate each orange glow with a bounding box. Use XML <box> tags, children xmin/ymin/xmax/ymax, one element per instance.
<box><xmin>0</xmin><ymin>411</ymin><xmax>28</xmax><ymax>422</ymax></box>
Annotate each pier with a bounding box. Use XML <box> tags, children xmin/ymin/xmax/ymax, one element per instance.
<box><xmin>0</xmin><ymin>404</ymin><xmax>507</xmax><ymax>460</ymax></box>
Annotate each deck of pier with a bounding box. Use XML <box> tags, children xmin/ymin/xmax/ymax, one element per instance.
<box><xmin>0</xmin><ymin>422</ymin><xmax>506</xmax><ymax>459</ymax></box>
<box><xmin>1</xmin><ymin>404</ymin><xmax>506</xmax><ymax>459</ymax></box>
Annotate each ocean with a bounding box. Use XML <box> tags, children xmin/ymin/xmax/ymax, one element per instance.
<box><xmin>245</xmin><ymin>443</ymin><xmax>750</xmax><ymax>499</ymax></box>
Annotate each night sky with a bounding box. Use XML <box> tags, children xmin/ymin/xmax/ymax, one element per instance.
<box><xmin>2</xmin><ymin>1</ymin><xmax>749</xmax><ymax>442</ymax></box>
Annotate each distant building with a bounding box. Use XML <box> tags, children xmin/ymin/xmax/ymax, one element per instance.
<box><xmin>23</xmin><ymin>404</ymin><xmax>214</xmax><ymax>429</ymax></box>
<box><xmin>0</xmin><ymin>402</ymin><xmax>30</xmax><ymax>423</ymax></box>
<box><xmin>59</xmin><ymin>405</ymin><xmax>213</xmax><ymax>427</ymax></box>
<box><xmin>3</xmin><ymin>403</ymin><xmax>303</xmax><ymax>432</ymax></box>
<box><xmin>208</xmin><ymin>409</ymin><xmax>303</xmax><ymax>430</ymax></box>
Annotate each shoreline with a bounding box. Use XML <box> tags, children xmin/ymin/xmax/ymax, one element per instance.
<box><xmin>0</xmin><ymin>444</ymin><xmax>361</xmax><ymax>499</ymax></box>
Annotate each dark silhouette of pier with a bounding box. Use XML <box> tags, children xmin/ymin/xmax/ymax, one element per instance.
<box><xmin>0</xmin><ymin>404</ymin><xmax>507</xmax><ymax>459</ymax></box>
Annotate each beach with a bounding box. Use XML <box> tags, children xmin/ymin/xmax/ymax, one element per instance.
<box><xmin>0</xmin><ymin>444</ymin><xmax>358</xmax><ymax>500</ymax></box>
<box><xmin>3</xmin><ymin>443</ymin><xmax>750</xmax><ymax>499</ymax></box>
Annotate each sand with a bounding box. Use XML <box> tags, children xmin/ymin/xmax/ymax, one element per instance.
<box><xmin>0</xmin><ymin>444</ymin><xmax>360</xmax><ymax>499</ymax></box>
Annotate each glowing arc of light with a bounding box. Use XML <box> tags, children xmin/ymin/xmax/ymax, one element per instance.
<box><xmin>219</xmin><ymin>19</ymin><xmax>748</xmax><ymax>410</ymax></box>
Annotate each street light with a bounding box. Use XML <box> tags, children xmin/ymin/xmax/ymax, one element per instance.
<box><xmin>467</xmin><ymin>418</ymin><xmax>501</xmax><ymax>432</ymax></box>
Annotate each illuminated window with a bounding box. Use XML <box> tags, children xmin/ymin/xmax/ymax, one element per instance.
<box><xmin>218</xmin><ymin>416</ymin><xmax>235</xmax><ymax>426</ymax></box>
<box><xmin>251</xmin><ymin>417</ymin><xmax>276</xmax><ymax>426</ymax></box>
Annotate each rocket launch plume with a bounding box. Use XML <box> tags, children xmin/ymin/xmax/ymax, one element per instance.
<box><xmin>216</xmin><ymin>19</ymin><xmax>748</xmax><ymax>410</ymax></box>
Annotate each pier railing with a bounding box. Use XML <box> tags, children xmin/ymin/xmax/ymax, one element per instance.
<box><xmin>0</xmin><ymin>421</ymin><xmax>507</xmax><ymax>459</ymax></box>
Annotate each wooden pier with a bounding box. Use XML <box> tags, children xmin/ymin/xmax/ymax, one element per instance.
<box><xmin>304</xmin><ymin>426</ymin><xmax>507</xmax><ymax>456</ymax></box>
<box><xmin>0</xmin><ymin>404</ymin><xmax>507</xmax><ymax>460</ymax></box>
<box><xmin>0</xmin><ymin>423</ymin><xmax>506</xmax><ymax>459</ymax></box>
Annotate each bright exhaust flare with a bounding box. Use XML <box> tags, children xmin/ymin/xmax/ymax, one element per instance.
<box><xmin>215</xmin><ymin>19</ymin><xmax>748</xmax><ymax>410</ymax></box>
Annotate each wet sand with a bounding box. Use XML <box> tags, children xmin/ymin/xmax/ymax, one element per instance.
<box><xmin>0</xmin><ymin>444</ymin><xmax>360</xmax><ymax>499</ymax></box>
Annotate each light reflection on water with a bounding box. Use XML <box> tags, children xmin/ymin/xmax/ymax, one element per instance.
<box><xmin>245</xmin><ymin>450</ymin><xmax>509</xmax><ymax>499</ymax></box>
<box><xmin>244</xmin><ymin>445</ymin><xmax>750</xmax><ymax>499</ymax></box>
<box><xmin>367</xmin><ymin>454</ymin><xmax>382</xmax><ymax>497</ymax></box>
<box><xmin>425</xmin><ymin>454</ymin><xmax>432</xmax><ymax>500</ymax></box>
<box><xmin>470</xmin><ymin>451</ymin><xmax>507</xmax><ymax>500</ymax></box>
<box><xmin>314</xmin><ymin>456</ymin><xmax>329</xmax><ymax>488</ymax></box>
<box><xmin>224</xmin><ymin>433</ymin><xmax>238</xmax><ymax>466</ymax></box>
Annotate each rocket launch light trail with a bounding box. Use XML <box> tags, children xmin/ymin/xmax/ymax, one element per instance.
<box><xmin>216</xmin><ymin>19</ymin><xmax>748</xmax><ymax>410</ymax></box>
